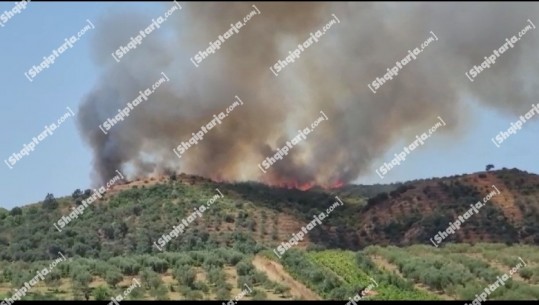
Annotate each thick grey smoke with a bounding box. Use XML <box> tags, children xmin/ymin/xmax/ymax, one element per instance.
<box><xmin>77</xmin><ymin>2</ymin><xmax>539</xmax><ymax>187</ymax></box>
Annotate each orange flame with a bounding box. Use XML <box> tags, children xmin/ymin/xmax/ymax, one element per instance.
<box><xmin>265</xmin><ymin>178</ymin><xmax>344</xmax><ymax>191</ymax></box>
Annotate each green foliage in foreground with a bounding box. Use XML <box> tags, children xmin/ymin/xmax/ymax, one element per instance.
<box><xmin>364</xmin><ymin>244</ymin><xmax>539</xmax><ymax>300</ymax></box>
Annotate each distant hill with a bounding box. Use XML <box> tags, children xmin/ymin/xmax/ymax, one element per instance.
<box><xmin>352</xmin><ymin>168</ymin><xmax>539</xmax><ymax>248</ymax></box>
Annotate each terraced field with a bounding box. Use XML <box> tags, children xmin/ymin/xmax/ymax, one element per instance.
<box><xmin>266</xmin><ymin>243</ymin><xmax>539</xmax><ymax>300</ymax></box>
<box><xmin>1</xmin><ymin>244</ymin><xmax>539</xmax><ymax>300</ymax></box>
<box><xmin>0</xmin><ymin>251</ymin><xmax>293</xmax><ymax>300</ymax></box>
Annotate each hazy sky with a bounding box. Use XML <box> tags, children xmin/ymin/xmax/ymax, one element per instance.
<box><xmin>0</xmin><ymin>2</ymin><xmax>538</xmax><ymax>209</ymax></box>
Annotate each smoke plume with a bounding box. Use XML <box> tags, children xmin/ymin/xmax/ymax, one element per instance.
<box><xmin>77</xmin><ymin>2</ymin><xmax>539</xmax><ymax>188</ymax></box>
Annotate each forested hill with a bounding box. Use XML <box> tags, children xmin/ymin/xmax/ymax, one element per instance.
<box><xmin>1</xmin><ymin>168</ymin><xmax>538</xmax><ymax>262</ymax></box>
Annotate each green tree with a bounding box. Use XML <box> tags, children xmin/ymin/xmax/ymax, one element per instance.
<box><xmin>10</xmin><ymin>207</ymin><xmax>22</xmax><ymax>216</ymax></box>
<box><xmin>147</xmin><ymin>257</ymin><xmax>169</xmax><ymax>273</ymax></box>
<box><xmin>72</xmin><ymin>189</ymin><xmax>82</xmax><ymax>199</ymax></box>
<box><xmin>127</xmin><ymin>283</ymin><xmax>145</xmax><ymax>300</ymax></box>
<box><xmin>174</xmin><ymin>266</ymin><xmax>196</xmax><ymax>288</ymax></box>
<box><xmin>250</xmin><ymin>289</ymin><xmax>267</xmax><ymax>300</ymax></box>
<box><xmin>93</xmin><ymin>285</ymin><xmax>111</xmax><ymax>300</ymax></box>
<box><xmin>236</xmin><ymin>262</ymin><xmax>252</xmax><ymax>276</ymax></box>
<box><xmin>83</xmin><ymin>189</ymin><xmax>92</xmax><ymax>198</ymax></box>
<box><xmin>215</xmin><ymin>287</ymin><xmax>231</xmax><ymax>299</ymax></box>
<box><xmin>140</xmin><ymin>268</ymin><xmax>162</xmax><ymax>290</ymax></box>
<box><xmin>44</xmin><ymin>269</ymin><xmax>62</xmax><ymax>286</ymax></box>
<box><xmin>184</xmin><ymin>289</ymin><xmax>204</xmax><ymax>300</ymax></box>
<box><xmin>519</xmin><ymin>268</ymin><xmax>533</xmax><ymax>280</ymax></box>
<box><xmin>73</xmin><ymin>242</ymin><xmax>91</xmax><ymax>257</ymax></box>
<box><xmin>72</xmin><ymin>269</ymin><xmax>92</xmax><ymax>287</ymax></box>
<box><xmin>0</xmin><ymin>208</ymin><xmax>7</xmax><ymax>220</ymax></box>
<box><xmin>105</xmin><ymin>268</ymin><xmax>124</xmax><ymax>288</ymax></box>
<box><xmin>150</xmin><ymin>284</ymin><xmax>169</xmax><ymax>300</ymax></box>
<box><xmin>71</xmin><ymin>282</ymin><xmax>86</xmax><ymax>300</ymax></box>
<box><xmin>43</xmin><ymin>193</ymin><xmax>58</xmax><ymax>210</ymax></box>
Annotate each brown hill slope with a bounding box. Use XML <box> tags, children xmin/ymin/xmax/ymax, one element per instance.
<box><xmin>349</xmin><ymin>168</ymin><xmax>539</xmax><ymax>248</ymax></box>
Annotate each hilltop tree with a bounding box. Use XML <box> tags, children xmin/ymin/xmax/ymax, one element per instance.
<box><xmin>43</xmin><ymin>193</ymin><xmax>58</xmax><ymax>210</ymax></box>
<box><xmin>486</xmin><ymin>164</ymin><xmax>495</xmax><ymax>171</ymax></box>
<box><xmin>10</xmin><ymin>207</ymin><xmax>22</xmax><ymax>216</ymax></box>
<box><xmin>72</xmin><ymin>189</ymin><xmax>82</xmax><ymax>199</ymax></box>
<box><xmin>83</xmin><ymin>189</ymin><xmax>92</xmax><ymax>199</ymax></box>
<box><xmin>0</xmin><ymin>207</ymin><xmax>8</xmax><ymax>220</ymax></box>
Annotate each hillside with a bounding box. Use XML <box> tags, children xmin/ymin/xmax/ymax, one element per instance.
<box><xmin>1</xmin><ymin>168</ymin><xmax>539</xmax><ymax>300</ymax></box>
<box><xmin>353</xmin><ymin>168</ymin><xmax>539</xmax><ymax>248</ymax></box>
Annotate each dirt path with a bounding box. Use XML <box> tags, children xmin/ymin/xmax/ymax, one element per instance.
<box><xmin>252</xmin><ymin>255</ymin><xmax>321</xmax><ymax>300</ymax></box>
